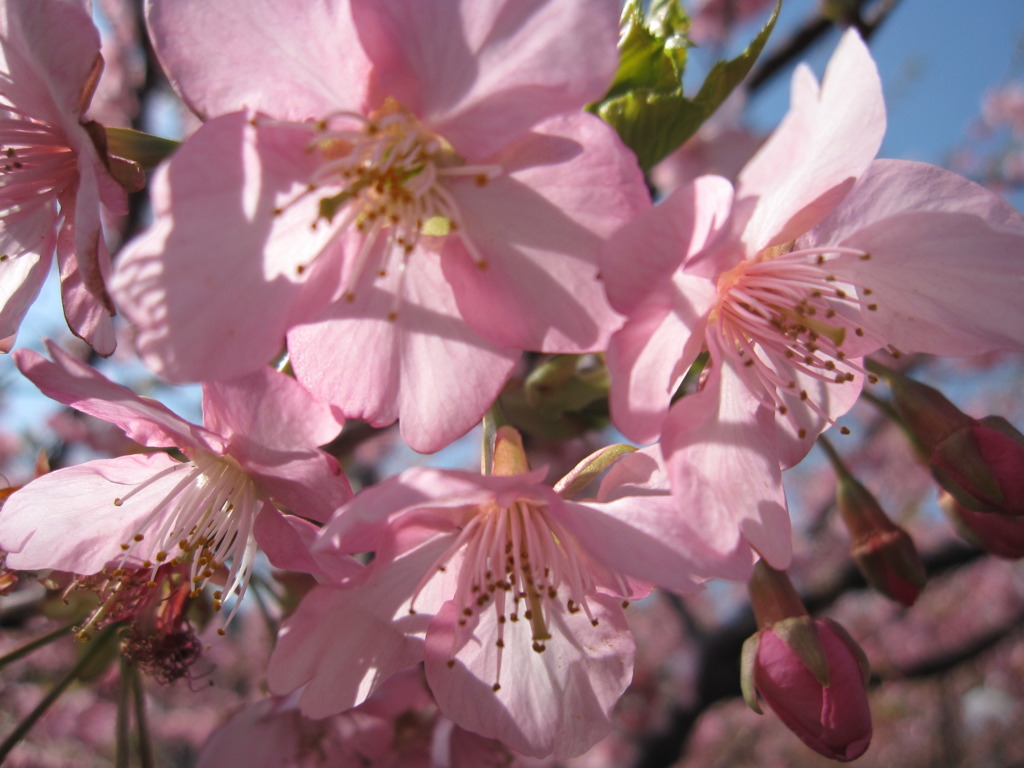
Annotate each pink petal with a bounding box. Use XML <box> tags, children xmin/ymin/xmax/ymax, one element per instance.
<box><xmin>244</xmin><ymin>450</ymin><xmax>351</xmax><ymax>526</ymax></box>
<box><xmin>441</xmin><ymin>111</ymin><xmax>647</xmax><ymax>352</ymax></box>
<box><xmin>146</xmin><ymin>0</ymin><xmax>371</xmax><ymax>119</ymax></box>
<box><xmin>0</xmin><ymin>213</ymin><xmax>55</xmax><ymax>345</ymax></box>
<box><xmin>268</xmin><ymin>534</ymin><xmax>452</xmax><ymax>716</ymax></box>
<box><xmin>13</xmin><ymin>342</ymin><xmax>224</xmax><ymax>453</ymax></box>
<box><xmin>772</xmin><ymin>359</ymin><xmax>865</xmax><ymax>469</ymax></box>
<box><xmin>606</xmin><ymin>277</ymin><xmax>716</xmax><ymax>444</ymax></box>
<box><xmin>564</xmin><ymin>495</ymin><xmax>753</xmax><ymax>586</ymax></box>
<box><xmin>424</xmin><ymin>595</ymin><xmax>633</xmax><ymax>759</ymax></box>
<box><xmin>288</xmin><ymin>245</ymin><xmax>517</xmax><ymax>454</ymax></box>
<box><xmin>737</xmin><ymin>29</ymin><xmax>885</xmax><ymax>252</ymax></box>
<box><xmin>0</xmin><ymin>0</ymin><xmax>101</xmax><ymax>124</ymax></box>
<box><xmin>830</xmin><ymin>211</ymin><xmax>1024</xmax><ymax>356</ymax></box>
<box><xmin>202</xmin><ymin>367</ymin><xmax>344</xmax><ymax>452</ymax></box>
<box><xmin>55</xmin><ymin>178</ymin><xmax>116</xmax><ymax>356</ymax></box>
<box><xmin>253</xmin><ymin>509</ymin><xmax>360</xmax><ymax>580</ymax></box>
<box><xmin>808</xmin><ymin>159</ymin><xmax>1024</xmax><ymax>247</ymax></box>
<box><xmin>601</xmin><ymin>175</ymin><xmax>734</xmax><ymax>316</ymax></box>
<box><xmin>353</xmin><ymin>0</ymin><xmax>620</xmax><ymax>159</ymax></box>
<box><xmin>1</xmin><ymin>453</ymin><xmax>192</xmax><ymax>574</ymax></box>
<box><xmin>111</xmin><ymin>112</ymin><xmax>337</xmax><ymax>382</ymax></box>
<box><xmin>661</xmin><ymin>360</ymin><xmax>793</xmax><ymax>569</ymax></box>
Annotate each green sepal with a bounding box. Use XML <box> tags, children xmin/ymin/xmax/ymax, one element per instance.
<box><xmin>104</xmin><ymin>126</ymin><xmax>180</xmax><ymax>171</ymax></box>
<box><xmin>740</xmin><ymin>632</ymin><xmax>764</xmax><ymax>714</ymax></box>
<box><xmin>773</xmin><ymin>616</ymin><xmax>830</xmax><ymax>688</ymax></box>
<box><xmin>553</xmin><ymin>443</ymin><xmax>638</xmax><ymax>499</ymax></box>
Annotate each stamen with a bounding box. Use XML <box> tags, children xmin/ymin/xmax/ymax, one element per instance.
<box><xmin>713</xmin><ymin>245</ymin><xmax>875</xmax><ymax>431</ymax></box>
<box><xmin>263</xmin><ymin>104</ymin><xmax>502</xmax><ymax>308</ymax></box>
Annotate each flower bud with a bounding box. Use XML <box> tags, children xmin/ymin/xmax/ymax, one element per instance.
<box><xmin>931</xmin><ymin>417</ymin><xmax>1024</xmax><ymax>516</ymax></box>
<box><xmin>881</xmin><ymin>368</ymin><xmax>973</xmax><ymax>458</ymax></box>
<box><xmin>939</xmin><ymin>491</ymin><xmax>1024</xmax><ymax>559</ymax></box>
<box><xmin>742</xmin><ymin>562</ymin><xmax>873</xmax><ymax>760</ymax></box>
<box><xmin>879</xmin><ymin>367</ymin><xmax>1024</xmax><ymax>516</ymax></box>
<box><xmin>831</xmin><ymin>464</ymin><xmax>927</xmax><ymax>606</ymax></box>
<box><xmin>744</xmin><ymin>617</ymin><xmax>872</xmax><ymax>762</ymax></box>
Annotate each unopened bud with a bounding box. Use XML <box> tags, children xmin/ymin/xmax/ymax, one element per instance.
<box><xmin>932</xmin><ymin>417</ymin><xmax>1024</xmax><ymax>516</ymax></box>
<box><xmin>881</xmin><ymin>368</ymin><xmax>972</xmax><ymax>458</ymax></box>
<box><xmin>747</xmin><ymin>562</ymin><xmax>830</xmax><ymax>686</ymax></box>
<box><xmin>822</xmin><ymin>437</ymin><xmax>927</xmax><ymax>605</ymax></box>
<box><xmin>491</xmin><ymin>426</ymin><xmax>530</xmax><ymax>476</ymax></box>
<box><xmin>743</xmin><ymin>614</ymin><xmax>873</xmax><ymax>762</ymax></box>
<box><xmin>837</xmin><ymin>476</ymin><xmax>927</xmax><ymax>606</ymax></box>
<box><xmin>939</xmin><ymin>491</ymin><xmax>1024</xmax><ymax>559</ymax></box>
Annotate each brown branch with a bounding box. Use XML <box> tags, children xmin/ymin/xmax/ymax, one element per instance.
<box><xmin>747</xmin><ymin>0</ymin><xmax>905</xmax><ymax>92</ymax></box>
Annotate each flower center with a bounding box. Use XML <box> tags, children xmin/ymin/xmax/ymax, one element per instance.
<box><xmin>113</xmin><ymin>452</ymin><xmax>263</xmax><ymax>621</ymax></box>
<box><xmin>416</xmin><ymin>498</ymin><xmax>616</xmax><ymax>692</ymax></box>
<box><xmin>712</xmin><ymin>246</ymin><xmax>880</xmax><ymax>433</ymax></box>
<box><xmin>0</xmin><ymin>113</ymin><xmax>76</xmax><ymax>224</ymax></box>
<box><xmin>266</xmin><ymin>101</ymin><xmax>501</xmax><ymax>317</ymax></box>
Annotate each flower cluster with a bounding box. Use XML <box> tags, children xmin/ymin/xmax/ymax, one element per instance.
<box><xmin>0</xmin><ymin>0</ymin><xmax>1023</xmax><ymax>765</ymax></box>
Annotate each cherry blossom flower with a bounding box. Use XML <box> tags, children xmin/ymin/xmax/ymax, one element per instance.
<box><xmin>0</xmin><ymin>0</ymin><xmax>129</xmax><ymax>354</ymax></box>
<box><xmin>601</xmin><ymin>29</ymin><xmax>1024</xmax><ymax>569</ymax></box>
<box><xmin>0</xmin><ymin>341</ymin><xmax>352</xmax><ymax>621</ymax></box>
<box><xmin>267</xmin><ymin>433</ymin><xmax>742</xmax><ymax>759</ymax></box>
<box><xmin>111</xmin><ymin>0</ymin><xmax>648</xmax><ymax>452</ymax></box>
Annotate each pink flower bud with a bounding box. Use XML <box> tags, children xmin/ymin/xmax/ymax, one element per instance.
<box><xmin>932</xmin><ymin>417</ymin><xmax>1024</xmax><ymax>516</ymax></box>
<box><xmin>749</xmin><ymin>618</ymin><xmax>872</xmax><ymax>762</ymax></box>
<box><xmin>836</xmin><ymin>474</ymin><xmax>927</xmax><ymax>606</ymax></box>
<box><xmin>882</xmin><ymin>368</ymin><xmax>973</xmax><ymax>458</ymax></box>
<box><xmin>822</xmin><ymin>438</ymin><xmax>927</xmax><ymax>605</ymax></box>
<box><xmin>940</xmin><ymin>491</ymin><xmax>1024</xmax><ymax>559</ymax></box>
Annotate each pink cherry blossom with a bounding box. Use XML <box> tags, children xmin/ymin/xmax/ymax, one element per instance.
<box><xmin>602</xmin><ymin>29</ymin><xmax>1024</xmax><ymax>569</ymax></box>
<box><xmin>111</xmin><ymin>0</ymin><xmax>648</xmax><ymax>452</ymax></box>
<box><xmin>0</xmin><ymin>0</ymin><xmax>129</xmax><ymax>354</ymax></box>
<box><xmin>267</xmin><ymin>437</ymin><xmax>740</xmax><ymax>759</ymax></box>
<box><xmin>0</xmin><ymin>341</ymin><xmax>351</xmax><ymax>618</ymax></box>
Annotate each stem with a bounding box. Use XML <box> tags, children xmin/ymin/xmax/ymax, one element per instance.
<box><xmin>0</xmin><ymin>623</ymin><xmax>75</xmax><ymax>672</ymax></box>
<box><xmin>816</xmin><ymin>434</ymin><xmax>848</xmax><ymax>478</ymax></box>
<box><xmin>116</xmin><ymin>659</ymin><xmax>131</xmax><ymax>768</ymax></box>
<box><xmin>130</xmin><ymin>663</ymin><xmax>154</xmax><ymax>768</ymax></box>
<box><xmin>859</xmin><ymin>388</ymin><xmax>903</xmax><ymax>425</ymax></box>
<box><xmin>0</xmin><ymin>624</ymin><xmax>118</xmax><ymax>762</ymax></box>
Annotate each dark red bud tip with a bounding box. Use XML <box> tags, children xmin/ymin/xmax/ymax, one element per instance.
<box><xmin>852</xmin><ymin>526</ymin><xmax>927</xmax><ymax>606</ymax></box>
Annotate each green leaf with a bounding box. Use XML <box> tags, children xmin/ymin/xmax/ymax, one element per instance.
<box><xmin>604</xmin><ymin>0</ymin><xmax>690</xmax><ymax>99</ymax></box>
<box><xmin>593</xmin><ymin>1</ymin><xmax>779</xmax><ymax>172</ymax></box>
